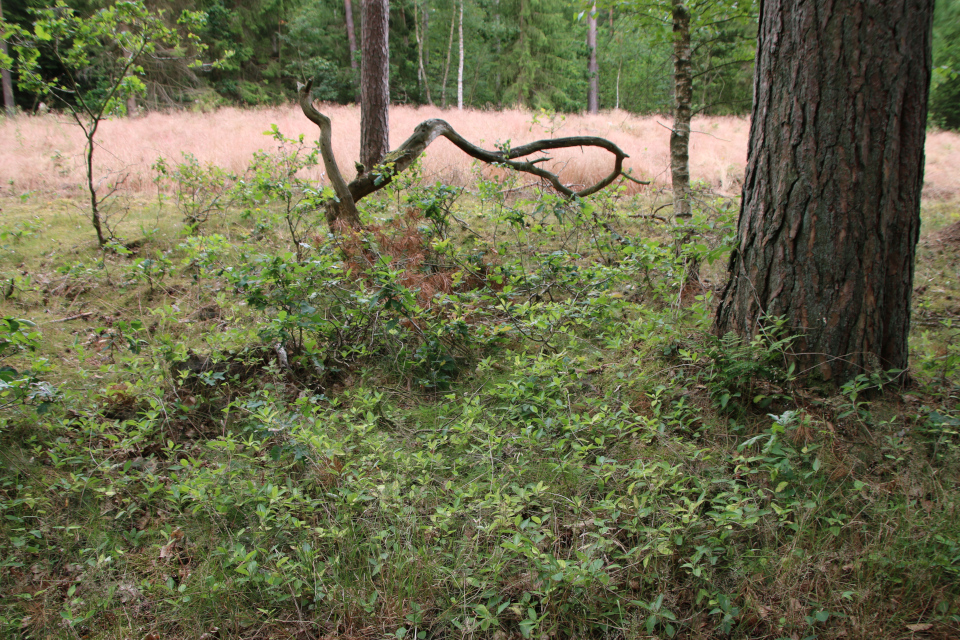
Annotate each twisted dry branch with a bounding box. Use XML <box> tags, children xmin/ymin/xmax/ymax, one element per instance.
<box><xmin>297</xmin><ymin>80</ymin><xmax>648</xmax><ymax>229</ymax></box>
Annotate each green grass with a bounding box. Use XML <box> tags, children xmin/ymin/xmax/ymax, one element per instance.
<box><xmin>1</xmin><ymin>182</ymin><xmax>959</xmax><ymax>640</ymax></box>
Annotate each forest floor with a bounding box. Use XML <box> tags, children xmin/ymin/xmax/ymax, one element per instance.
<box><xmin>0</xmin><ymin>177</ymin><xmax>958</xmax><ymax>639</ymax></box>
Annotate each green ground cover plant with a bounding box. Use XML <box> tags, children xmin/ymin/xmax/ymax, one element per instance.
<box><xmin>0</xmin><ymin>146</ymin><xmax>958</xmax><ymax>639</ymax></box>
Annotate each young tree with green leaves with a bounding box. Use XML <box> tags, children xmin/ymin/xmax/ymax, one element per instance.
<box><xmin>606</xmin><ymin>0</ymin><xmax>755</xmax><ymax>218</ymax></box>
<box><xmin>1</xmin><ymin>1</ymin><xmax>207</xmax><ymax>246</ymax></box>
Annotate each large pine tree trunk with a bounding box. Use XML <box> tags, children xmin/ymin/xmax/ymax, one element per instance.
<box><xmin>587</xmin><ymin>2</ymin><xmax>598</xmax><ymax>114</ymax></box>
<box><xmin>1</xmin><ymin>0</ymin><xmax>16</xmax><ymax>117</ymax></box>
<box><xmin>360</xmin><ymin>0</ymin><xmax>390</xmax><ymax>170</ymax></box>
<box><xmin>715</xmin><ymin>0</ymin><xmax>934</xmax><ymax>383</ymax></box>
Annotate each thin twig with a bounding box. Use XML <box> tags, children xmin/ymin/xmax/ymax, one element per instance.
<box><xmin>48</xmin><ymin>312</ymin><xmax>93</xmax><ymax>323</ymax></box>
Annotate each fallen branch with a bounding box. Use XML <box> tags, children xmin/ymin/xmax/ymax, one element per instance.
<box><xmin>48</xmin><ymin>312</ymin><xmax>94</xmax><ymax>323</ymax></box>
<box><xmin>297</xmin><ymin>81</ymin><xmax>649</xmax><ymax>230</ymax></box>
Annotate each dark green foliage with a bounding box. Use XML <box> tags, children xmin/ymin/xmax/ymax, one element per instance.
<box><xmin>0</xmin><ymin>317</ymin><xmax>55</xmax><ymax>411</ymax></box>
<box><xmin>930</xmin><ymin>0</ymin><xmax>960</xmax><ymax>129</ymax></box>
<box><xmin>2</xmin><ymin>0</ymin><xmax>760</xmax><ymax>113</ymax></box>
<box><xmin>497</xmin><ymin>0</ymin><xmax>586</xmax><ymax>110</ymax></box>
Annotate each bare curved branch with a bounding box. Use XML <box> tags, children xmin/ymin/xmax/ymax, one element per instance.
<box><xmin>347</xmin><ymin>119</ymin><xmax>648</xmax><ymax>202</ymax></box>
<box><xmin>297</xmin><ymin>83</ymin><xmax>649</xmax><ymax>229</ymax></box>
<box><xmin>297</xmin><ymin>80</ymin><xmax>362</xmax><ymax>227</ymax></box>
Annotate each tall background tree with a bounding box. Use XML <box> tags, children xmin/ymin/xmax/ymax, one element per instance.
<box><xmin>670</xmin><ymin>0</ymin><xmax>692</xmax><ymax>218</ymax></box>
<box><xmin>929</xmin><ymin>0</ymin><xmax>960</xmax><ymax>130</ymax></box>
<box><xmin>587</xmin><ymin>2</ymin><xmax>598</xmax><ymax>113</ymax></box>
<box><xmin>360</xmin><ymin>0</ymin><xmax>390</xmax><ymax>170</ymax></box>
<box><xmin>715</xmin><ymin>0</ymin><xmax>934</xmax><ymax>383</ymax></box>
<box><xmin>0</xmin><ymin>0</ymin><xmax>14</xmax><ymax>117</ymax></box>
<box><xmin>609</xmin><ymin>0</ymin><xmax>755</xmax><ymax>219</ymax></box>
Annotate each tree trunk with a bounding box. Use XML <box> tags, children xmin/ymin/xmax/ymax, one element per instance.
<box><xmin>670</xmin><ymin>0</ymin><xmax>692</xmax><ymax>219</ymax></box>
<box><xmin>345</xmin><ymin>0</ymin><xmax>359</xmax><ymax>101</ymax></box>
<box><xmin>615</xmin><ymin>60</ymin><xmax>621</xmax><ymax>110</ymax></box>
<box><xmin>441</xmin><ymin>2</ymin><xmax>455</xmax><ymax>107</ymax></box>
<box><xmin>715</xmin><ymin>0</ymin><xmax>934</xmax><ymax>384</ymax></box>
<box><xmin>457</xmin><ymin>0</ymin><xmax>464</xmax><ymax>110</ymax></box>
<box><xmin>84</xmin><ymin>124</ymin><xmax>106</xmax><ymax>247</ymax></box>
<box><xmin>298</xmin><ymin>82</ymin><xmax>362</xmax><ymax>229</ymax></box>
<box><xmin>494</xmin><ymin>0</ymin><xmax>501</xmax><ymax>104</ymax></box>
<box><xmin>422</xmin><ymin>2</ymin><xmax>429</xmax><ymax>68</ymax></box>
<box><xmin>360</xmin><ymin>0</ymin><xmax>390</xmax><ymax>170</ymax></box>
<box><xmin>414</xmin><ymin>0</ymin><xmax>433</xmax><ymax>104</ymax></box>
<box><xmin>0</xmin><ymin>0</ymin><xmax>14</xmax><ymax>118</ymax></box>
<box><xmin>345</xmin><ymin>0</ymin><xmax>358</xmax><ymax>70</ymax></box>
<box><xmin>587</xmin><ymin>2</ymin><xmax>598</xmax><ymax>114</ymax></box>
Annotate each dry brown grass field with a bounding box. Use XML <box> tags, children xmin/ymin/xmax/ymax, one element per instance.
<box><xmin>4</xmin><ymin>105</ymin><xmax>960</xmax><ymax>200</ymax></box>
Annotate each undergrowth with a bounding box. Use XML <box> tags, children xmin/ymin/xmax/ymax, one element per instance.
<box><xmin>0</xmin><ymin>145</ymin><xmax>958</xmax><ymax>640</ymax></box>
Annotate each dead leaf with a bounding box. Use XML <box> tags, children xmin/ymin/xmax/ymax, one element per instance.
<box><xmin>159</xmin><ymin>528</ymin><xmax>184</xmax><ymax>560</ymax></box>
<box><xmin>159</xmin><ymin>541</ymin><xmax>176</xmax><ymax>559</ymax></box>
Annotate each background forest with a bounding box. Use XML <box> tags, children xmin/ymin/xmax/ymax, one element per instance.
<box><xmin>3</xmin><ymin>0</ymin><xmax>753</xmax><ymax>115</ymax></box>
<box><xmin>6</xmin><ymin>0</ymin><xmax>960</xmax><ymax>126</ymax></box>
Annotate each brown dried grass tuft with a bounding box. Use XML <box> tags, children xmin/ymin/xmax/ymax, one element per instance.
<box><xmin>337</xmin><ymin>207</ymin><xmax>496</xmax><ymax>309</ymax></box>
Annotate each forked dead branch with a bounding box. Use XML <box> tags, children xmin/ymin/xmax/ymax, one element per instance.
<box><xmin>296</xmin><ymin>80</ymin><xmax>648</xmax><ymax>230</ymax></box>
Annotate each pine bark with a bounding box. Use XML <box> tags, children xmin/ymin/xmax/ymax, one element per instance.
<box><xmin>360</xmin><ymin>0</ymin><xmax>390</xmax><ymax>170</ymax></box>
<box><xmin>414</xmin><ymin>1</ymin><xmax>433</xmax><ymax>104</ymax></box>
<box><xmin>670</xmin><ymin>0</ymin><xmax>692</xmax><ymax>218</ymax></box>
<box><xmin>587</xmin><ymin>3</ymin><xmax>598</xmax><ymax>114</ymax></box>
<box><xmin>1</xmin><ymin>0</ymin><xmax>15</xmax><ymax>117</ymax></box>
<box><xmin>715</xmin><ymin>0</ymin><xmax>934</xmax><ymax>383</ymax></box>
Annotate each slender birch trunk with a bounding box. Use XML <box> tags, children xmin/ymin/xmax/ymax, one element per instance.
<box><xmin>457</xmin><ymin>0</ymin><xmax>464</xmax><ymax>110</ymax></box>
<box><xmin>441</xmin><ymin>1</ymin><xmax>455</xmax><ymax>107</ymax></box>
<box><xmin>615</xmin><ymin>61</ymin><xmax>621</xmax><ymax>110</ymax></box>
<box><xmin>414</xmin><ymin>1</ymin><xmax>433</xmax><ymax>104</ymax></box>
<box><xmin>587</xmin><ymin>2</ymin><xmax>598</xmax><ymax>114</ymax></box>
